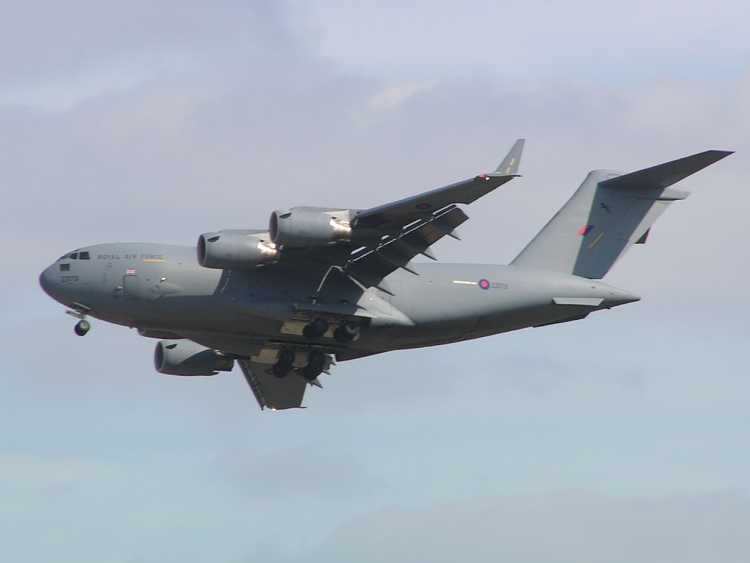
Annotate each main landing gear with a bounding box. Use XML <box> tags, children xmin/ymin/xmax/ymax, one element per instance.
<box><xmin>302</xmin><ymin>318</ymin><xmax>329</xmax><ymax>339</ymax></box>
<box><xmin>271</xmin><ymin>349</ymin><xmax>295</xmax><ymax>377</ymax></box>
<box><xmin>303</xmin><ymin>318</ymin><xmax>360</xmax><ymax>343</ymax></box>
<box><xmin>301</xmin><ymin>350</ymin><xmax>327</xmax><ymax>382</ymax></box>
<box><xmin>334</xmin><ymin>322</ymin><xmax>359</xmax><ymax>343</ymax></box>
<box><xmin>271</xmin><ymin>348</ymin><xmax>330</xmax><ymax>382</ymax></box>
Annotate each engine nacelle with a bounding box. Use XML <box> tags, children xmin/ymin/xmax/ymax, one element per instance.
<box><xmin>269</xmin><ymin>206</ymin><xmax>353</xmax><ymax>248</ymax></box>
<box><xmin>197</xmin><ymin>229</ymin><xmax>279</xmax><ymax>270</ymax></box>
<box><xmin>154</xmin><ymin>340</ymin><xmax>234</xmax><ymax>376</ymax></box>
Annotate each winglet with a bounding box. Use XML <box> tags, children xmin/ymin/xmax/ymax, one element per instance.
<box><xmin>494</xmin><ymin>138</ymin><xmax>525</xmax><ymax>176</ymax></box>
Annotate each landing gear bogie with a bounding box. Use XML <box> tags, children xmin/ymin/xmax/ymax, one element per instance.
<box><xmin>334</xmin><ymin>322</ymin><xmax>360</xmax><ymax>343</ymax></box>
<box><xmin>303</xmin><ymin>318</ymin><xmax>329</xmax><ymax>339</ymax></box>
<box><xmin>301</xmin><ymin>350</ymin><xmax>327</xmax><ymax>381</ymax></box>
<box><xmin>271</xmin><ymin>349</ymin><xmax>295</xmax><ymax>378</ymax></box>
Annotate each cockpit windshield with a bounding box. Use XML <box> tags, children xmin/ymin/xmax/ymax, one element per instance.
<box><xmin>57</xmin><ymin>250</ymin><xmax>90</xmax><ymax>261</ymax></box>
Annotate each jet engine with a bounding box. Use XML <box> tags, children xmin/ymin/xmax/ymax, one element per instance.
<box><xmin>197</xmin><ymin>229</ymin><xmax>279</xmax><ymax>269</ymax></box>
<box><xmin>269</xmin><ymin>207</ymin><xmax>353</xmax><ymax>248</ymax></box>
<box><xmin>154</xmin><ymin>340</ymin><xmax>234</xmax><ymax>376</ymax></box>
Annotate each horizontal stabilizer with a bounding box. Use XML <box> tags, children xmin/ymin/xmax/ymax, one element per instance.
<box><xmin>600</xmin><ymin>150</ymin><xmax>733</xmax><ymax>191</ymax></box>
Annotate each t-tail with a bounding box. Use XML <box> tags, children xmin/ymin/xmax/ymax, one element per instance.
<box><xmin>511</xmin><ymin>149</ymin><xmax>733</xmax><ymax>279</ymax></box>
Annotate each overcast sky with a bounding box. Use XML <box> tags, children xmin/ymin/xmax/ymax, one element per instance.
<box><xmin>2</xmin><ymin>2</ymin><xmax>749</xmax><ymax>562</ymax></box>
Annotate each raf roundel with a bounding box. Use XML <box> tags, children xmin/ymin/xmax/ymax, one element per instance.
<box><xmin>478</xmin><ymin>278</ymin><xmax>490</xmax><ymax>290</ymax></box>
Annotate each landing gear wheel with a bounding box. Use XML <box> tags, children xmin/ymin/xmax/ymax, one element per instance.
<box><xmin>303</xmin><ymin>318</ymin><xmax>329</xmax><ymax>339</ymax></box>
<box><xmin>271</xmin><ymin>349</ymin><xmax>295</xmax><ymax>378</ymax></box>
<box><xmin>301</xmin><ymin>350</ymin><xmax>326</xmax><ymax>381</ymax></box>
<box><xmin>74</xmin><ymin>319</ymin><xmax>90</xmax><ymax>336</ymax></box>
<box><xmin>334</xmin><ymin>322</ymin><xmax>360</xmax><ymax>343</ymax></box>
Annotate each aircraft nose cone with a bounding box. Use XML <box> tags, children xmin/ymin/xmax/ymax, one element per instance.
<box><xmin>39</xmin><ymin>265</ymin><xmax>60</xmax><ymax>300</ymax></box>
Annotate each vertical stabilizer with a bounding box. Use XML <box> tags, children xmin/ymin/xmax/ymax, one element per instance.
<box><xmin>511</xmin><ymin>150</ymin><xmax>732</xmax><ymax>279</ymax></box>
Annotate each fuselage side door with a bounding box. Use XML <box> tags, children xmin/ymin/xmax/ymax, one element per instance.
<box><xmin>122</xmin><ymin>270</ymin><xmax>139</xmax><ymax>300</ymax></box>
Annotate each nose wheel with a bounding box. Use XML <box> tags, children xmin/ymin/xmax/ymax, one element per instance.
<box><xmin>66</xmin><ymin>305</ymin><xmax>93</xmax><ymax>336</ymax></box>
<box><xmin>74</xmin><ymin>319</ymin><xmax>91</xmax><ymax>336</ymax></box>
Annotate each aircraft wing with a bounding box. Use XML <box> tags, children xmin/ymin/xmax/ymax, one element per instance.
<box><xmin>336</xmin><ymin>139</ymin><xmax>524</xmax><ymax>288</ymax></box>
<box><xmin>266</xmin><ymin>139</ymin><xmax>523</xmax><ymax>293</ymax></box>
<box><xmin>238</xmin><ymin>359</ymin><xmax>308</xmax><ymax>410</ymax></box>
<box><xmin>353</xmin><ymin>138</ymin><xmax>524</xmax><ymax>232</ymax></box>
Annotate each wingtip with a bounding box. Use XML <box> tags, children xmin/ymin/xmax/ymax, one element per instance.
<box><xmin>495</xmin><ymin>138</ymin><xmax>525</xmax><ymax>175</ymax></box>
<box><xmin>701</xmin><ymin>149</ymin><xmax>735</xmax><ymax>165</ymax></box>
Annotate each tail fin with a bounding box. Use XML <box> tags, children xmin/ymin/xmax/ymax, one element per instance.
<box><xmin>511</xmin><ymin>150</ymin><xmax>733</xmax><ymax>279</ymax></box>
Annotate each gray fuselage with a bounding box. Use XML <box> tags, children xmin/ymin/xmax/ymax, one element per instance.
<box><xmin>39</xmin><ymin>242</ymin><xmax>639</xmax><ymax>360</ymax></box>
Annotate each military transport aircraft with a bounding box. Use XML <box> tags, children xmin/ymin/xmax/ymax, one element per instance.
<box><xmin>39</xmin><ymin>140</ymin><xmax>732</xmax><ymax>410</ymax></box>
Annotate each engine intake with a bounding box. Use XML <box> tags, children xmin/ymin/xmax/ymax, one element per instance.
<box><xmin>269</xmin><ymin>207</ymin><xmax>352</xmax><ymax>248</ymax></box>
<box><xmin>154</xmin><ymin>340</ymin><xmax>234</xmax><ymax>376</ymax></box>
<box><xmin>197</xmin><ymin>229</ymin><xmax>278</xmax><ymax>270</ymax></box>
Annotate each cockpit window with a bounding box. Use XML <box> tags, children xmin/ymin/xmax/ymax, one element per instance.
<box><xmin>57</xmin><ymin>250</ymin><xmax>88</xmax><ymax>261</ymax></box>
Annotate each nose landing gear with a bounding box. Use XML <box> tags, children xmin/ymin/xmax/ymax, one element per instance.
<box><xmin>74</xmin><ymin>319</ymin><xmax>90</xmax><ymax>336</ymax></box>
<box><xmin>66</xmin><ymin>306</ymin><xmax>92</xmax><ymax>336</ymax></box>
